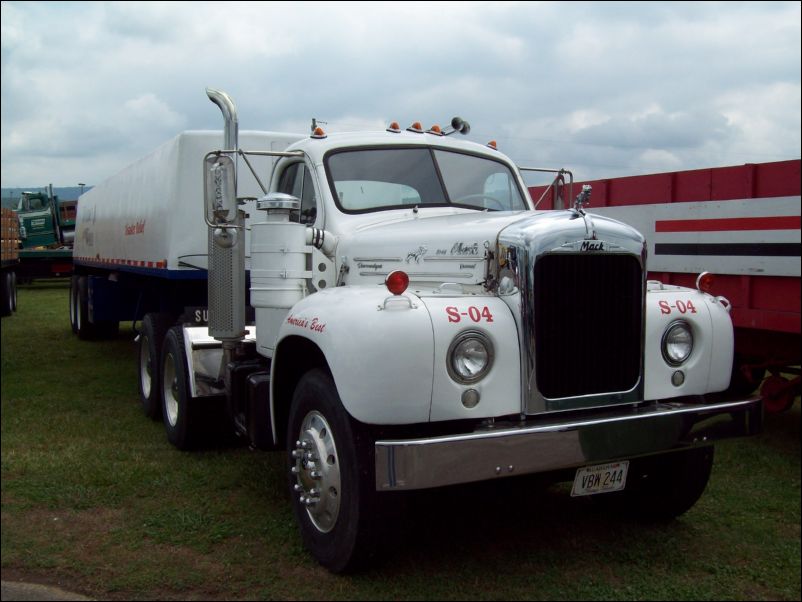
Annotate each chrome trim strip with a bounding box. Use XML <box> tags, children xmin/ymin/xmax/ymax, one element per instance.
<box><xmin>375</xmin><ymin>397</ymin><xmax>762</xmax><ymax>491</ymax></box>
<box><xmin>359</xmin><ymin>271</ymin><xmax>474</xmax><ymax>278</ymax></box>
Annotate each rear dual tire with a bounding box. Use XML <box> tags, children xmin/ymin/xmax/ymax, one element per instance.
<box><xmin>160</xmin><ymin>325</ymin><xmax>225</xmax><ymax>450</ymax></box>
<box><xmin>138</xmin><ymin>312</ymin><xmax>173</xmax><ymax>420</ymax></box>
<box><xmin>72</xmin><ymin>275</ymin><xmax>119</xmax><ymax>339</ymax></box>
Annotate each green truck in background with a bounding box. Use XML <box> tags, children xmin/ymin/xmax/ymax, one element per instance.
<box><xmin>13</xmin><ymin>186</ymin><xmax>76</xmax><ymax>281</ymax></box>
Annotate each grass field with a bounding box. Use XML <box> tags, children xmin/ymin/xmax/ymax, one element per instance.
<box><xmin>1</xmin><ymin>283</ymin><xmax>800</xmax><ymax>600</ymax></box>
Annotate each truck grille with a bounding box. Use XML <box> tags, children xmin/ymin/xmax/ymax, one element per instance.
<box><xmin>534</xmin><ymin>254</ymin><xmax>642</xmax><ymax>399</ymax></box>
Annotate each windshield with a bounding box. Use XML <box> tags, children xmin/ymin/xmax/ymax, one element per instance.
<box><xmin>326</xmin><ymin>147</ymin><xmax>528</xmax><ymax>213</ymax></box>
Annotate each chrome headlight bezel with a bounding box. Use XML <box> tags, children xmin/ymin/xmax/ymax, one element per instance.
<box><xmin>447</xmin><ymin>330</ymin><xmax>495</xmax><ymax>384</ymax></box>
<box><xmin>661</xmin><ymin>320</ymin><xmax>694</xmax><ymax>366</ymax></box>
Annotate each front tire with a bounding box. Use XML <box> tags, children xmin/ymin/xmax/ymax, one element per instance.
<box><xmin>596</xmin><ymin>446</ymin><xmax>715</xmax><ymax>522</ymax></box>
<box><xmin>287</xmin><ymin>369</ymin><xmax>380</xmax><ymax>573</ymax></box>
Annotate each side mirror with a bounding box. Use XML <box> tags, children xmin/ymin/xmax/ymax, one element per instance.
<box><xmin>204</xmin><ymin>154</ymin><xmax>237</xmax><ymax>224</ymax></box>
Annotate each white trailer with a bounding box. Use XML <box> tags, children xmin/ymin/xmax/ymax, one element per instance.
<box><xmin>70</xmin><ymin>129</ymin><xmax>303</xmax><ymax>416</ymax></box>
<box><xmin>73</xmin><ymin>89</ymin><xmax>763</xmax><ymax>572</ymax></box>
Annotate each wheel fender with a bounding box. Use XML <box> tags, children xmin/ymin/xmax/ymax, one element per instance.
<box><xmin>275</xmin><ymin>287</ymin><xmax>435</xmax><ymax>424</ymax></box>
<box><xmin>644</xmin><ymin>286</ymin><xmax>734</xmax><ymax>398</ymax></box>
<box><xmin>423</xmin><ymin>296</ymin><xmax>521</xmax><ymax>421</ymax></box>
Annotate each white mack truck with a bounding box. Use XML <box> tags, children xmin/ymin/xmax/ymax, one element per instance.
<box><xmin>73</xmin><ymin>89</ymin><xmax>762</xmax><ymax>572</ymax></box>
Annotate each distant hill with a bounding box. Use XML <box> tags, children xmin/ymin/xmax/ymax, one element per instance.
<box><xmin>1</xmin><ymin>186</ymin><xmax>93</xmax><ymax>209</ymax></box>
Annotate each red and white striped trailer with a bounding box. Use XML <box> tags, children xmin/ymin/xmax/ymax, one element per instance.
<box><xmin>530</xmin><ymin>159</ymin><xmax>801</xmax><ymax>412</ymax></box>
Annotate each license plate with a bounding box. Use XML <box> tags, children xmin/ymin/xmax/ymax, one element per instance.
<box><xmin>570</xmin><ymin>461</ymin><xmax>629</xmax><ymax>497</ymax></box>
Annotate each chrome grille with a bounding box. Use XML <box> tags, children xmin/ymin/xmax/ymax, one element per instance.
<box><xmin>534</xmin><ymin>254</ymin><xmax>642</xmax><ymax>399</ymax></box>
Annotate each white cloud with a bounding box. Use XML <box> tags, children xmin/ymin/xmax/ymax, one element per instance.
<box><xmin>1</xmin><ymin>1</ymin><xmax>800</xmax><ymax>186</ymax></box>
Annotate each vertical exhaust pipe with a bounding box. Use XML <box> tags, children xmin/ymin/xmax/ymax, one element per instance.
<box><xmin>206</xmin><ymin>88</ymin><xmax>246</xmax><ymax>347</ymax></box>
<box><xmin>206</xmin><ymin>88</ymin><xmax>238</xmax><ymax>154</ymax></box>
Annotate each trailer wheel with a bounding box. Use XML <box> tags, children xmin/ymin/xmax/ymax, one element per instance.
<box><xmin>761</xmin><ymin>374</ymin><xmax>797</xmax><ymax>414</ymax></box>
<box><xmin>10</xmin><ymin>271</ymin><xmax>16</xmax><ymax>312</ymax></box>
<box><xmin>69</xmin><ymin>275</ymin><xmax>79</xmax><ymax>333</ymax></box>
<box><xmin>76</xmin><ymin>276</ymin><xmax>101</xmax><ymax>340</ymax></box>
<box><xmin>594</xmin><ymin>446</ymin><xmax>714</xmax><ymax>522</ymax></box>
<box><xmin>287</xmin><ymin>369</ymin><xmax>380</xmax><ymax>572</ymax></box>
<box><xmin>0</xmin><ymin>271</ymin><xmax>12</xmax><ymax>317</ymax></box>
<box><xmin>727</xmin><ymin>354</ymin><xmax>765</xmax><ymax>397</ymax></box>
<box><xmin>138</xmin><ymin>313</ymin><xmax>173</xmax><ymax>420</ymax></box>
<box><xmin>160</xmin><ymin>325</ymin><xmax>221</xmax><ymax>450</ymax></box>
<box><xmin>76</xmin><ymin>275</ymin><xmax>119</xmax><ymax>339</ymax></box>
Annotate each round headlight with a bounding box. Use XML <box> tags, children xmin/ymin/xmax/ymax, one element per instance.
<box><xmin>447</xmin><ymin>331</ymin><xmax>494</xmax><ymax>383</ymax></box>
<box><xmin>662</xmin><ymin>321</ymin><xmax>693</xmax><ymax>366</ymax></box>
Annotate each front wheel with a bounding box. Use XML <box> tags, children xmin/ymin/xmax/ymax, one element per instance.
<box><xmin>287</xmin><ymin>369</ymin><xmax>380</xmax><ymax>572</ymax></box>
<box><xmin>595</xmin><ymin>446</ymin><xmax>714</xmax><ymax>522</ymax></box>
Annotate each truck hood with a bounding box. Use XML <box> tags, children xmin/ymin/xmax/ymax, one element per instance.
<box><xmin>339</xmin><ymin>209</ymin><xmax>644</xmax><ymax>291</ymax></box>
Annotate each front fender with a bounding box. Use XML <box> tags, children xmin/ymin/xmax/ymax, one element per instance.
<box><xmin>644</xmin><ymin>286</ymin><xmax>734</xmax><ymax>399</ymax></box>
<box><xmin>274</xmin><ymin>287</ymin><xmax>434</xmax><ymax>424</ymax></box>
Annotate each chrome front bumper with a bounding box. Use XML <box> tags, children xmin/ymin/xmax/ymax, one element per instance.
<box><xmin>375</xmin><ymin>397</ymin><xmax>762</xmax><ymax>491</ymax></box>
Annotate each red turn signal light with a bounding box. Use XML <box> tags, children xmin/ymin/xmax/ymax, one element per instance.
<box><xmin>385</xmin><ymin>270</ymin><xmax>409</xmax><ymax>295</ymax></box>
<box><xmin>696</xmin><ymin>271</ymin><xmax>715</xmax><ymax>293</ymax></box>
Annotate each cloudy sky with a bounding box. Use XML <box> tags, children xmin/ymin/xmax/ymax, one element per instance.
<box><xmin>1</xmin><ymin>1</ymin><xmax>800</xmax><ymax>188</ymax></box>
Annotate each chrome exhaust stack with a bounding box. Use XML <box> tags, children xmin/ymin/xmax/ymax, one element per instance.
<box><xmin>206</xmin><ymin>88</ymin><xmax>238</xmax><ymax>158</ymax></box>
<box><xmin>204</xmin><ymin>88</ymin><xmax>246</xmax><ymax>347</ymax></box>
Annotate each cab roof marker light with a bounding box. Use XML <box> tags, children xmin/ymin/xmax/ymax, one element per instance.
<box><xmin>407</xmin><ymin>122</ymin><xmax>424</xmax><ymax>133</ymax></box>
<box><xmin>311</xmin><ymin>126</ymin><xmax>327</xmax><ymax>139</ymax></box>
<box><xmin>427</xmin><ymin>124</ymin><xmax>444</xmax><ymax>136</ymax></box>
<box><xmin>487</xmin><ymin>140</ymin><xmax>498</xmax><ymax>150</ymax></box>
<box><xmin>386</xmin><ymin>121</ymin><xmax>402</xmax><ymax>133</ymax></box>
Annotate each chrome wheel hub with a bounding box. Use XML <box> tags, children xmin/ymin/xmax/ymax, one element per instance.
<box><xmin>291</xmin><ymin>411</ymin><xmax>341</xmax><ymax>533</ymax></box>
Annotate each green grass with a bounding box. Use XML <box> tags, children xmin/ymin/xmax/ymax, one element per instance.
<box><xmin>2</xmin><ymin>283</ymin><xmax>800</xmax><ymax>600</ymax></box>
